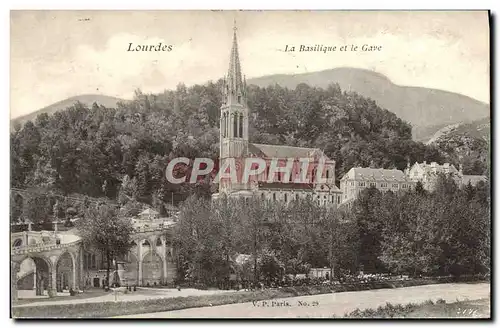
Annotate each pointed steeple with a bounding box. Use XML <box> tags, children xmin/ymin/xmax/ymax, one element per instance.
<box><xmin>225</xmin><ymin>19</ymin><xmax>245</xmax><ymax>104</ymax></box>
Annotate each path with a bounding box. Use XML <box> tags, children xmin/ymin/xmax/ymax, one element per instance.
<box><xmin>116</xmin><ymin>282</ymin><xmax>490</xmax><ymax>318</ymax></box>
<box><xmin>14</xmin><ymin>288</ymin><xmax>233</xmax><ymax>307</ymax></box>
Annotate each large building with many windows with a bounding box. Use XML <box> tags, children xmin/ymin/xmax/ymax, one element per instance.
<box><xmin>340</xmin><ymin>167</ymin><xmax>416</xmax><ymax>204</ymax></box>
<box><xmin>406</xmin><ymin>161</ymin><xmax>487</xmax><ymax>191</ymax></box>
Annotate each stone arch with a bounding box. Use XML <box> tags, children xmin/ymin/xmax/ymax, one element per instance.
<box><xmin>123</xmin><ymin>252</ymin><xmax>139</xmax><ymax>286</ymax></box>
<box><xmin>15</xmin><ymin>255</ymin><xmax>53</xmax><ymax>298</ymax></box>
<box><xmin>141</xmin><ymin>250</ymin><xmax>163</xmax><ymax>286</ymax></box>
<box><xmin>142</xmin><ymin>239</ymin><xmax>151</xmax><ymax>247</ymax></box>
<box><xmin>55</xmin><ymin>251</ymin><xmax>76</xmax><ymax>292</ymax></box>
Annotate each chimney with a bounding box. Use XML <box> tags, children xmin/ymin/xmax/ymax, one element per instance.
<box><xmin>423</xmin><ymin>161</ymin><xmax>427</xmax><ymax>165</ymax></box>
<box><xmin>431</xmin><ymin>162</ymin><xmax>437</xmax><ymax>167</ymax></box>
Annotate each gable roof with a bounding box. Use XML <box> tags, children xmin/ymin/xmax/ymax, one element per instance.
<box><xmin>249</xmin><ymin>143</ymin><xmax>327</xmax><ymax>160</ymax></box>
<box><xmin>342</xmin><ymin>167</ymin><xmax>412</xmax><ymax>182</ymax></box>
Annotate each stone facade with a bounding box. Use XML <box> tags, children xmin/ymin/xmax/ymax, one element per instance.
<box><xmin>212</xmin><ymin>24</ymin><xmax>342</xmax><ymax>206</ymax></box>
<box><xmin>11</xmin><ymin>214</ymin><xmax>177</xmax><ymax>300</ymax></box>
<box><xmin>340</xmin><ymin>167</ymin><xmax>416</xmax><ymax>204</ymax></box>
<box><xmin>405</xmin><ymin>161</ymin><xmax>462</xmax><ymax>191</ymax></box>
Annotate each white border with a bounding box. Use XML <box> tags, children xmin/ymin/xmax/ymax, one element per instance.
<box><xmin>1</xmin><ymin>1</ymin><xmax>497</xmax><ymax>327</ymax></box>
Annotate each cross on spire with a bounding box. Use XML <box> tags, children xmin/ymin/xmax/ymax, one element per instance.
<box><xmin>225</xmin><ymin>19</ymin><xmax>244</xmax><ymax>103</ymax></box>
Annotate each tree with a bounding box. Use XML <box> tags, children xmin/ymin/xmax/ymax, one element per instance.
<box><xmin>258</xmin><ymin>248</ymin><xmax>284</xmax><ymax>284</ymax></box>
<box><xmin>352</xmin><ymin>187</ymin><xmax>386</xmax><ymax>273</ymax></box>
<box><xmin>379</xmin><ymin>192</ymin><xmax>441</xmax><ymax>276</ymax></box>
<box><xmin>320</xmin><ymin>208</ymin><xmax>359</xmax><ymax>279</ymax></box>
<box><xmin>76</xmin><ymin>203</ymin><xmax>134</xmax><ymax>287</ymax></box>
<box><xmin>22</xmin><ymin>193</ymin><xmax>51</xmax><ymax>225</ymax></box>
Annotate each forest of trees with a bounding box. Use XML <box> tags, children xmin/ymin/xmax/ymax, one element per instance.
<box><xmin>175</xmin><ymin>175</ymin><xmax>490</xmax><ymax>285</ymax></box>
<box><xmin>11</xmin><ymin>80</ymin><xmax>485</xmax><ymax>224</ymax></box>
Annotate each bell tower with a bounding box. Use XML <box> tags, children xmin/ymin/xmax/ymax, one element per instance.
<box><xmin>219</xmin><ymin>20</ymin><xmax>249</xmax><ymax>193</ymax></box>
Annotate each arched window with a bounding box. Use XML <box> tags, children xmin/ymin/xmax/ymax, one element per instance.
<box><xmin>142</xmin><ymin>240</ymin><xmax>151</xmax><ymax>247</ymax></box>
<box><xmin>225</xmin><ymin>112</ymin><xmax>229</xmax><ymax>137</ymax></box>
<box><xmin>284</xmin><ymin>193</ymin><xmax>287</xmax><ymax>202</ymax></box>
<box><xmin>91</xmin><ymin>254</ymin><xmax>96</xmax><ymax>269</ymax></box>
<box><xmin>239</xmin><ymin>113</ymin><xmax>244</xmax><ymax>138</ymax></box>
<box><xmin>233</xmin><ymin>113</ymin><xmax>238</xmax><ymax>138</ymax></box>
<box><xmin>156</xmin><ymin>238</ymin><xmax>162</xmax><ymax>247</ymax></box>
<box><xmin>13</xmin><ymin>239</ymin><xmax>22</xmax><ymax>247</ymax></box>
<box><xmin>326</xmin><ymin>169</ymin><xmax>329</xmax><ymax>179</ymax></box>
<box><xmin>222</xmin><ymin>113</ymin><xmax>226</xmax><ymax>137</ymax></box>
<box><xmin>273</xmin><ymin>193</ymin><xmax>276</xmax><ymax>201</ymax></box>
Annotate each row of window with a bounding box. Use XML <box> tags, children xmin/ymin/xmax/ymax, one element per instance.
<box><xmin>83</xmin><ymin>253</ymin><xmax>97</xmax><ymax>270</ymax></box>
<box><xmin>265</xmin><ymin>192</ymin><xmax>341</xmax><ymax>204</ymax></box>
<box><xmin>350</xmin><ymin>181</ymin><xmax>410</xmax><ymax>189</ymax></box>
<box><xmin>263</xmin><ymin>168</ymin><xmax>332</xmax><ymax>182</ymax></box>
<box><xmin>221</xmin><ymin>112</ymin><xmax>244</xmax><ymax>138</ymax></box>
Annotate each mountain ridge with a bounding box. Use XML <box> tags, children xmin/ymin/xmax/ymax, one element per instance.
<box><xmin>11</xmin><ymin>68</ymin><xmax>489</xmax><ymax>141</ymax></box>
<box><xmin>247</xmin><ymin>67</ymin><xmax>490</xmax><ymax>133</ymax></box>
<box><xmin>11</xmin><ymin>94</ymin><xmax>125</xmax><ymax>128</ymax></box>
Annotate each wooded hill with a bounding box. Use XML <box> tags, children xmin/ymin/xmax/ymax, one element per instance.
<box><xmin>10</xmin><ymin>80</ymin><xmax>486</xmax><ymax>217</ymax></box>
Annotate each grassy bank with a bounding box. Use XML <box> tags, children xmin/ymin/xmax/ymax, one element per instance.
<box><xmin>342</xmin><ymin>298</ymin><xmax>491</xmax><ymax>318</ymax></box>
<box><xmin>12</xmin><ymin>278</ymin><xmax>488</xmax><ymax>318</ymax></box>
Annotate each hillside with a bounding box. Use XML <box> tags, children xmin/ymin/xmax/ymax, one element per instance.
<box><xmin>248</xmin><ymin>68</ymin><xmax>490</xmax><ymax>135</ymax></box>
<box><xmin>427</xmin><ymin>117</ymin><xmax>490</xmax><ymax>145</ymax></box>
<box><xmin>11</xmin><ymin>94</ymin><xmax>126</xmax><ymax>128</ymax></box>
<box><xmin>427</xmin><ymin>117</ymin><xmax>490</xmax><ymax>175</ymax></box>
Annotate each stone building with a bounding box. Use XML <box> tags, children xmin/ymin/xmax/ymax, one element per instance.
<box><xmin>211</xmin><ymin>23</ymin><xmax>342</xmax><ymax>207</ymax></box>
<box><xmin>406</xmin><ymin>161</ymin><xmax>487</xmax><ymax>191</ymax></box>
<box><xmin>405</xmin><ymin>161</ymin><xmax>462</xmax><ymax>191</ymax></box>
<box><xmin>11</xmin><ymin>209</ymin><xmax>177</xmax><ymax>301</ymax></box>
<box><xmin>340</xmin><ymin>167</ymin><xmax>416</xmax><ymax>204</ymax></box>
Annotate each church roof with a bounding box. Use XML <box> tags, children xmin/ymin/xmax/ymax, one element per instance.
<box><xmin>342</xmin><ymin>167</ymin><xmax>412</xmax><ymax>182</ymax></box>
<box><xmin>249</xmin><ymin>143</ymin><xmax>325</xmax><ymax>159</ymax></box>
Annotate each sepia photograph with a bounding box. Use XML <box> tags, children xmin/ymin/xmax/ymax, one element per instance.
<box><xmin>9</xmin><ymin>10</ymin><xmax>491</xmax><ymax>319</ymax></box>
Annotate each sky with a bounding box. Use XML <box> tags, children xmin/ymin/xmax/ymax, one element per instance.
<box><xmin>10</xmin><ymin>10</ymin><xmax>489</xmax><ymax>119</ymax></box>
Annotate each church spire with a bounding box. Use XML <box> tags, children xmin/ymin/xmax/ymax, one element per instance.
<box><xmin>225</xmin><ymin>19</ymin><xmax>244</xmax><ymax>104</ymax></box>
